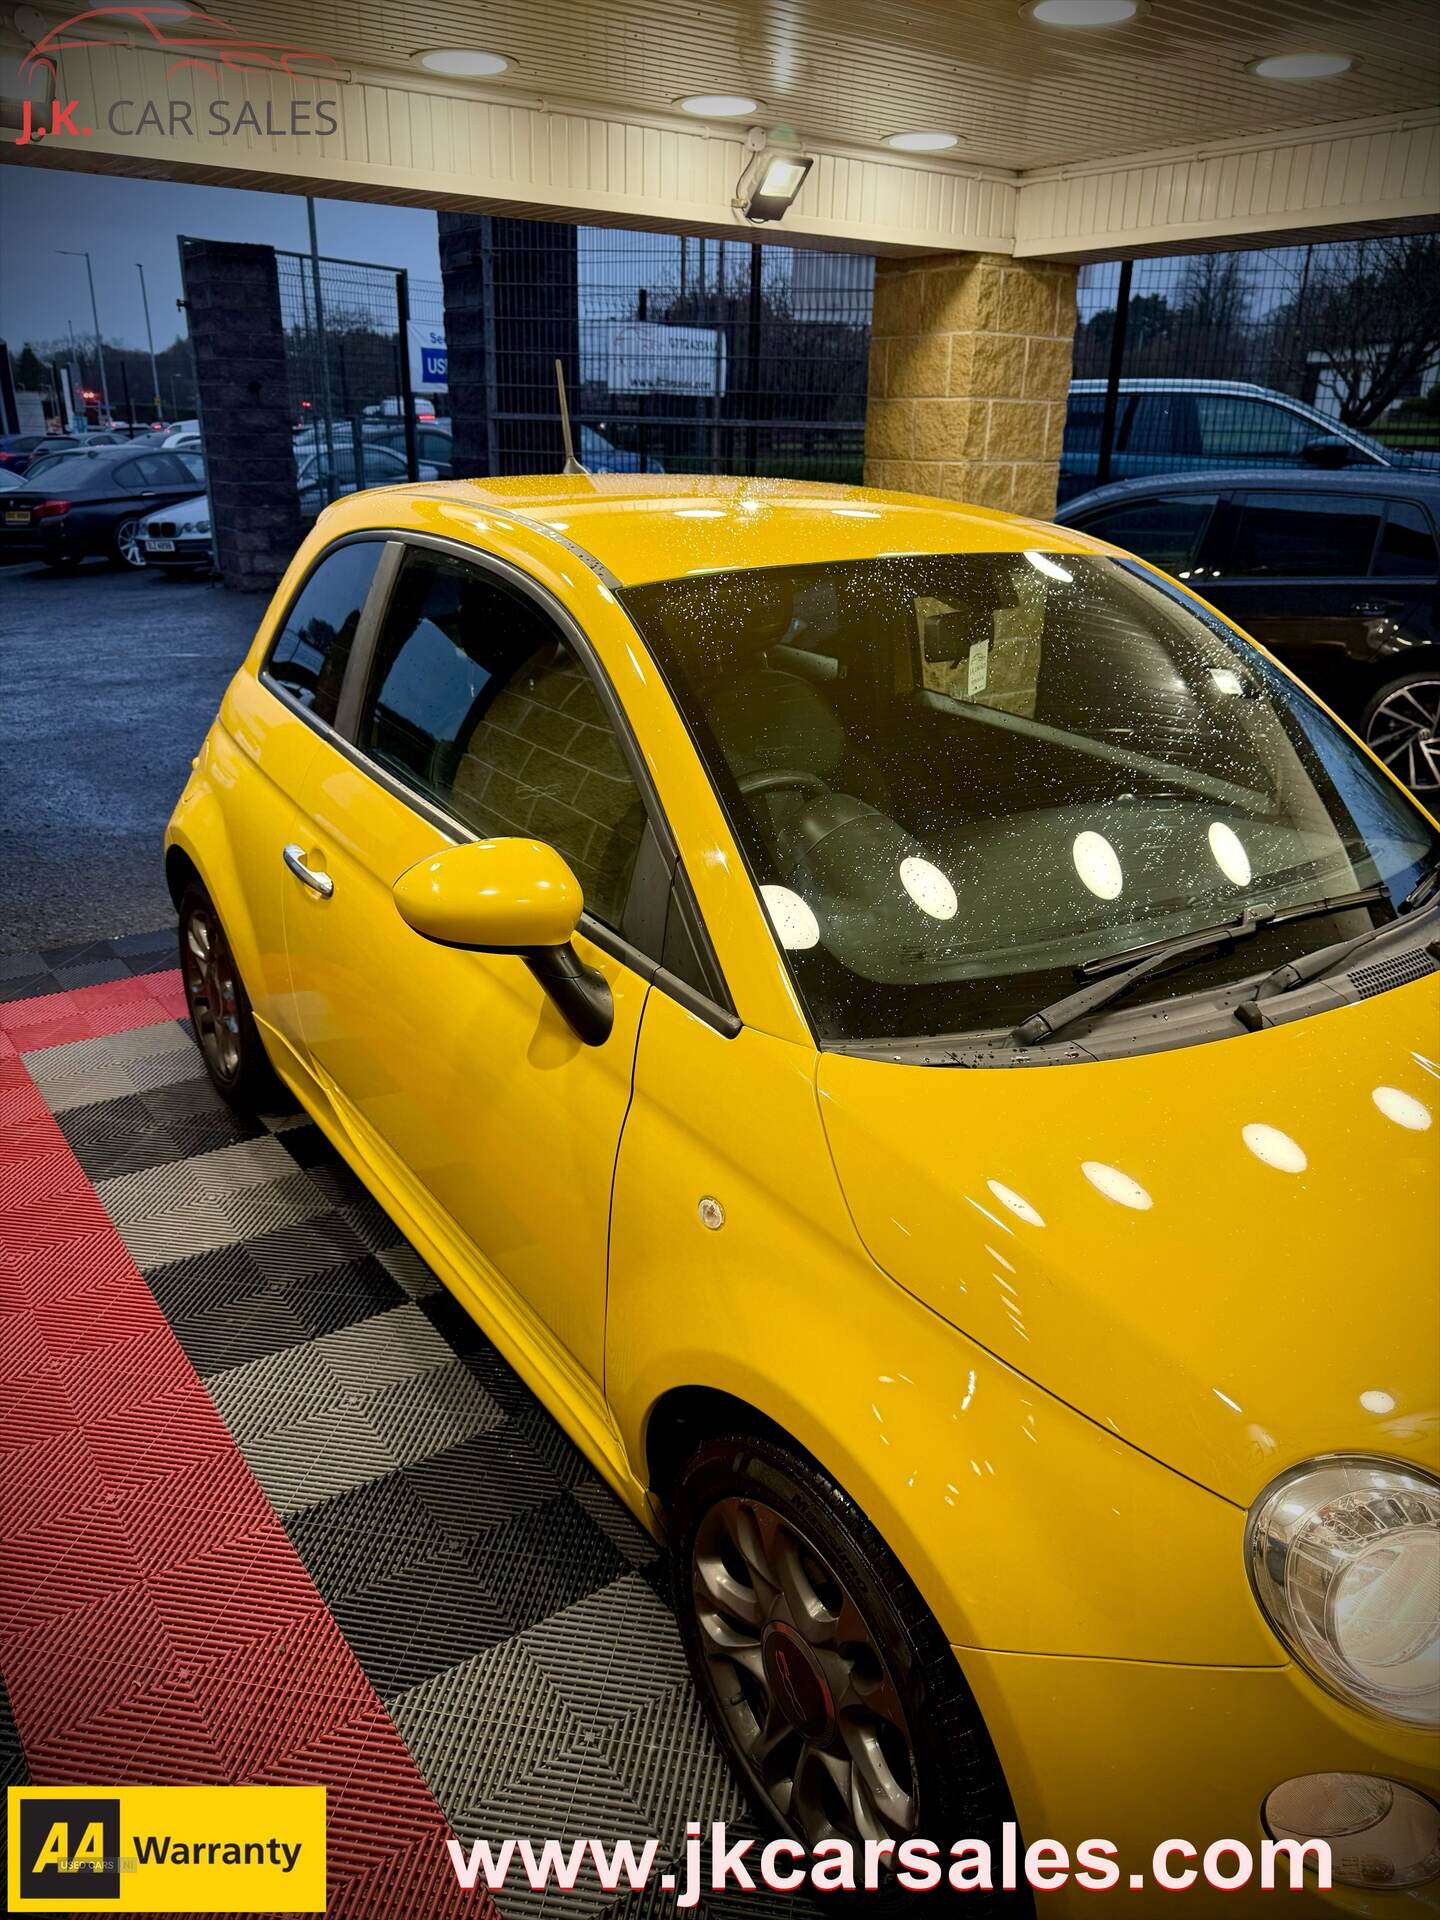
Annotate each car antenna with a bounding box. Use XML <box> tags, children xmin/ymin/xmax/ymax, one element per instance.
<box><xmin>555</xmin><ymin>358</ymin><xmax>590</xmax><ymax>476</ymax></box>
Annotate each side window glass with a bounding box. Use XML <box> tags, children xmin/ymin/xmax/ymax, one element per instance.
<box><xmin>358</xmin><ymin>548</ymin><xmax>648</xmax><ymax>930</ymax></box>
<box><xmin>1375</xmin><ymin>502</ymin><xmax>1439</xmax><ymax>577</ymax></box>
<box><xmin>267</xmin><ymin>540</ymin><xmax>384</xmax><ymax>724</ymax></box>
<box><xmin>1121</xmin><ymin>393</ymin><xmax>1186</xmax><ymax>458</ymax></box>
<box><xmin>1080</xmin><ymin>494</ymin><xmax>1218</xmax><ymax>574</ymax></box>
<box><xmin>1195</xmin><ymin>395</ymin><xmax>1314</xmax><ymax>459</ymax></box>
<box><xmin>1229</xmin><ymin>493</ymin><xmax>1384</xmax><ymax>578</ymax></box>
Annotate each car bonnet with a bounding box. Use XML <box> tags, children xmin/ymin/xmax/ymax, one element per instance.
<box><xmin>817</xmin><ymin>974</ymin><xmax>1439</xmax><ymax>1504</ymax></box>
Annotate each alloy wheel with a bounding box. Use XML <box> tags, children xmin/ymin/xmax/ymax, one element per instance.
<box><xmin>1366</xmin><ymin>680</ymin><xmax>1440</xmax><ymax>799</ymax></box>
<box><xmin>115</xmin><ymin>517</ymin><xmax>145</xmax><ymax>567</ymax></box>
<box><xmin>692</xmin><ymin>1496</ymin><xmax>918</xmax><ymax>1849</ymax></box>
<box><xmin>182</xmin><ymin>902</ymin><xmax>242</xmax><ymax>1083</ymax></box>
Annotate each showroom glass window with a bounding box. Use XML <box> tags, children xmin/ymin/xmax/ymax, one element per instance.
<box><xmin>622</xmin><ymin>552</ymin><xmax>1436</xmax><ymax>1043</ymax></box>
<box><xmin>266</xmin><ymin>540</ymin><xmax>384</xmax><ymax>725</ymax></box>
<box><xmin>356</xmin><ymin>547</ymin><xmax>648</xmax><ymax>929</ymax></box>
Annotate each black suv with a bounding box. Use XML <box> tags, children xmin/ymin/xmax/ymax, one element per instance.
<box><xmin>1058</xmin><ymin>470</ymin><xmax>1440</xmax><ymax>801</ymax></box>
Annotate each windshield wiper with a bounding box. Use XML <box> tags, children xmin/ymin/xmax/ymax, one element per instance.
<box><xmin>1013</xmin><ymin>884</ymin><xmax>1390</xmax><ymax>1048</ymax></box>
<box><xmin>1235</xmin><ymin>859</ymin><xmax>1440</xmax><ymax>1023</ymax></box>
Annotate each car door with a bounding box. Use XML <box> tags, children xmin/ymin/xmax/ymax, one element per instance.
<box><xmin>1199</xmin><ymin>490</ymin><xmax>1387</xmax><ymax>679</ymax></box>
<box><xmin>214</xmin><ymin>536</ymin><xmax>390</xmax><ymax>1040</ymax></box>
<box><xmin>282</xmin><ymin>538</ymin><xmax>656</xmax><ymax>1394</ymax></box>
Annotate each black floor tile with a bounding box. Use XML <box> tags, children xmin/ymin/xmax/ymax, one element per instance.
<box><xmin>463</xmin><ymin>1493</ymin><xmax>632</xmax><ymax>1634</ymax></box>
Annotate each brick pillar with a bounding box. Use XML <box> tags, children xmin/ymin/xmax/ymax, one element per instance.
<box><xmin>439</xmin><ymin>215</ymin><xmax>580</xmax><ymax>479</ymax></box>
<box><xmin>438</xmin><ymin>213</ymin><xmax>496</xmax><ymax>481</ymax></box>
<box><xmin>865</xmin><ymin>252</ymin><xmax>1078</xmax><ymax>519</ymax></box>
<box><xmin>178</xmin><ymin>238</ymin><xmax>301</xmax><ymax>592</ymax></box>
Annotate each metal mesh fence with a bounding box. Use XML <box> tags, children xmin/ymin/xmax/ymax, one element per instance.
<box><xmin>1064</xmin><ymin>234</ymin><xmax>1440</xmax><ymax>500</ymax></box>
<box><xmin>453</xmin><ymin>225</ymin><xmax>873</xmax><ymax>481</ymax></box>
<box><xmin>271</xmin><ymin>227</ymin><xmax>872</xmax><ymax>512</ymax></box>
<box><xmin>275</xmin><ymin>250</ymin><xmax>418</xmax><ymax>511</ymax></box>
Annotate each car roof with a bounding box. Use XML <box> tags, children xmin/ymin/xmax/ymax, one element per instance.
<box><xmin>1067</xmin><ymin>378</ymin><xmax>1312</xmax><ymax>397</ymax></box>
<box><xmin>316</xmin><ymin>472</ymin><xmax>1097</xmax><ymax>587</ymax></box>
<box><xmin>1058</xmin><ymin>468</ymin><xmax>1440</xmax><ymax>517</ymax></box>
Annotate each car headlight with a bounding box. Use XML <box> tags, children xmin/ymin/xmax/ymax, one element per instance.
<box><xmin>1247</xmin><ymin>1457</ymin><xmax>1439</xmax><ymax>1728</ymax></box>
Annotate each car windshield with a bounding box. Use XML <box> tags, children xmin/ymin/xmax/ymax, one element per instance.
<box><xmin>621</xmin><ymin>551</ymin><xmax>1438</xmax><ymax>1045</ymax></box>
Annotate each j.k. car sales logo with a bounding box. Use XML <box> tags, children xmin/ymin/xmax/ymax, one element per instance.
<box><xmin>14</xmin><ymin>2</ymin><xmax>340</xmax><ymax>147</ymax></box>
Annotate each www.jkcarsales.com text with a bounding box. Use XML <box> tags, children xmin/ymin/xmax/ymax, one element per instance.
<box><xmin>447</xmin><ymin>1821</ymin><xmax>1332</xmax><ymax>1898</ymax></box>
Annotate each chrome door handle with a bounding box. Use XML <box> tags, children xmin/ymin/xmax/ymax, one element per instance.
<box><xmin>1350</xmin><ymin>602</ymin><xmax>1394</xmax><ymax>616</ymax></box>
<box><xmin>282</xmin><ymin>843</ymin><xmax>333</xmax><ymax>898</ymax></box>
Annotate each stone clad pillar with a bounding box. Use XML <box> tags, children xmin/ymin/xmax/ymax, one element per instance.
<box><xmin>864</xmin><ymin>252</ymin><xmax>1079</xmax><ymax>518</ymax></box>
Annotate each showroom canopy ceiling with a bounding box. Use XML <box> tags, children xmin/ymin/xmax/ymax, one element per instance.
<box><xmin>2</xmin><ymin>0</ymin><xmax>1436</xmax><ymax>257</ymax></box>
<box><xmin>207</xmin><ymin>0</ymin><xmax>1435</xmax><ymax>172</ymax></box>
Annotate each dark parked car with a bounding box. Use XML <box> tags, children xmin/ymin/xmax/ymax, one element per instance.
<box><xmin>0</xmin><ymin>445</ymin><xmax>204</xmax><ymax>570</ymax></box>
<box><xmin>0</xmin><ymin>430</ymin><xmax>127</xmax><ymax>476</ymax></box>
<box><xmin>1057</xmin><ymin>379</ymin><xmax>1438</xmax><ymax>503</ymax></box>
<box><xmin>1058</xmin><ymin>469</ymin><xmax>1440</xmax><ymax>800</ymax></box>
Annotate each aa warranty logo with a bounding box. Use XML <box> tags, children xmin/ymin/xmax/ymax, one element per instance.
<box><xmin>8</xmin><ymin>1785</ymin><xmax>325</xmax><ymax>1913</ymax></box>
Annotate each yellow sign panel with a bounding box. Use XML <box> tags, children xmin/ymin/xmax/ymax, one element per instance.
<box><xmin>8</xmin><ymin>1786</ymin><xmax>326</xmax><ymax>1913</ymax></box>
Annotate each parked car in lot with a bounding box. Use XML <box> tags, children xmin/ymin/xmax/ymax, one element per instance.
<box><xmin>1058</xmin><ymin>470</ymin><xmax>1440</xmax><ymax>800</ymax></box>
<box><xmin>0</xmin><ymin>444</ymin><xmax>204</xmax><ymax>569</ymax></box>
<box><xmin>141</xmin><ymin>493</ymin><xmax>212</xmax><ymax>574</ymax></box>
<box><xmin>166</xmin><ymin>473</ymin><xmax>1438</xmax><ymax>1896</ymax></box>
<box><xmin>1059</xmin><ymin>378</ymin><xmax>1437</xmax><ymax>503</ymax></box>
<box><xmin>295</xmin><ymin>440</ymin><xmax>438</xmax><ymax>517</ymax></box>
<box><xmin>0</xmin><ymin>467</ymin><xmax>25</xmax><ymax>493</ymax></box>
<box><xmin>0</xmin><ymin>430</ymin><xmax>125</xmax><ymax>476</ymax></box>
<box><xmin>298</xmin><ymin>419</ymin><xmax>662</xmax><ymax>483</ymax></box>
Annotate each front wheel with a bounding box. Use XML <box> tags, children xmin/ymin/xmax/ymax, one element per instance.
<box><xmin>670</xmin><ymin>1432</ymin><xmax>1029</xmax><ymax>1913</ymax></box>
<box><xmin>111</xmin><ymin>516</ymin><xmax>146</xmax><ymax>568</ymax></box>
<box><xmin>1363</xmin><ymin>671</ymin><xmax>1440</xmax><ymax>801</ymax></box>
<box><xmin>178</xmin><ymin>884</ymin><xmax>279</xmax><ymax>1111</ymax></box>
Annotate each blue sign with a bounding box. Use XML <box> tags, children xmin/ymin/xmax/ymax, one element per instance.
<box><xmin>420</xmin><ymin>346</ymin><xmax>447</xmax><ymax>384</ymax></box>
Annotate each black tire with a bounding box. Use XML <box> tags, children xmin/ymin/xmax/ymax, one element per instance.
<box><xmin>177</xmin><ymin>883</ymin><xmax>281</xmax><ymax>1111</ymax></box>
<box><xmin>110</xmin><ymin>515</ymin><xmax>146</xmax><ymax>568</ymax></box>
<box><xmin>670</xmin><ymin>1432</ymin><xmax>1032</xmax><ymax>1915</ymax></box>
<box><xmin>1361</xmin><ymin>671</ymin><xmax>1440</xmax><ymax>801</ymax></box>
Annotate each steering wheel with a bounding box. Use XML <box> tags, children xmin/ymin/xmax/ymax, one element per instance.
<box><xmin>738</xmin><ymin>766</ymin><xmax>831</xmax><ymax>802</ymax></box>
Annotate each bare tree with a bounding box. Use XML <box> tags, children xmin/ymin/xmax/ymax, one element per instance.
<box><xmin>1177</xmin><ymin>252</ymin><xmax>1253</xmax><ymax>336</ymax></box>
<box><xmin>1266</xmin><ymin>235</ymin><xmax>1440</xmax><ymax>428</ymax></box>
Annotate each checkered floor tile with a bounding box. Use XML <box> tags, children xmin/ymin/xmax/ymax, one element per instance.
<box><xmin>5</xmin><ymin>930</ymin><xmax>813</xmax><ymax>1919</ymax></box>
<box><xmin>0</xmin><ymin>927</ymin><xmax>178</xmax><ymax>1004</ymax></box>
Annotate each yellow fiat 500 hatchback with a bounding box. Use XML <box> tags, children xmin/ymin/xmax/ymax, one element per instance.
<box><xmin>167</xmin><ymin>474</ymin><xmax>1440</xmax><ymax>1909</ymax></box>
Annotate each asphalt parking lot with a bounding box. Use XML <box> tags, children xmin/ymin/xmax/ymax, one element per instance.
<box><xmin>0</xmin><ymin>562</ymin><xmax>258</xmax><ymax>951</ymax></box>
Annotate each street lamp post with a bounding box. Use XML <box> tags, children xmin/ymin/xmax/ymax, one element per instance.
<box><xmin>136</xmin><ymin>262</ymin><xmax>163</xmax><ymax>425</ymax></box>
<box><xmin>56</xmin><ymin>249</ymin><xmax>111</xmax><ymax>424</ymax></box>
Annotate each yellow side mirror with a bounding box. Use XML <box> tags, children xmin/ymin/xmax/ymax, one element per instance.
<box><xmin>392</xmin><ymin>839</ymin><xmax>612</xmax><ymax>1046</ymax></box>
<box><xmin>393</xmin><ymin>839</ymin><xmax>583</xmax><ymax>952</ymax></box>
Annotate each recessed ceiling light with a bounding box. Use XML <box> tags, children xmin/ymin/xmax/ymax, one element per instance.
<box><xmin>1248</xmin><ymin>50</ymin><xmax>1354</xmax><ymax>79</ymax></box>
<box><xmin>416</xmin><ymin>48</ymin><xmax>511</xmax><ymax>76</ymax></box>
<box><xmin>885</xmin><ymin>130</ymin><xmax>960</xmax><ymax>152</ymax></box>
<box><xmin>678</xmin><ymin>92</ymin><xmax>760</xmax><ymax>118</ymax></box>
<box><xmin>1022</xmin><ymin>0</ymin><xmax>1142</xmax><ymax>24</ymax></box>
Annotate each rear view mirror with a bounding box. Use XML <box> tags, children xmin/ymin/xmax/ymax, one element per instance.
<box><xmin>1302</xmin><ymin>436</ymin><xmax>1350</xmax><ymax>469</ymax></box>
<box><xmin>393</xmin><ymin>840</ymin><xmax>612</xmax><ymax>1045</ymax></box>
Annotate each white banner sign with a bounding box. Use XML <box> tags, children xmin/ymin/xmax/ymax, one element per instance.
<box><xmin>408</xmin><ymin>322</ymin><xmax>448</xmax><ymax>392</ymax></box>
<box><xmin>607</xmin><ymin>321</ymin><xmax>726</xmax><ymax>396</ymax></box>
